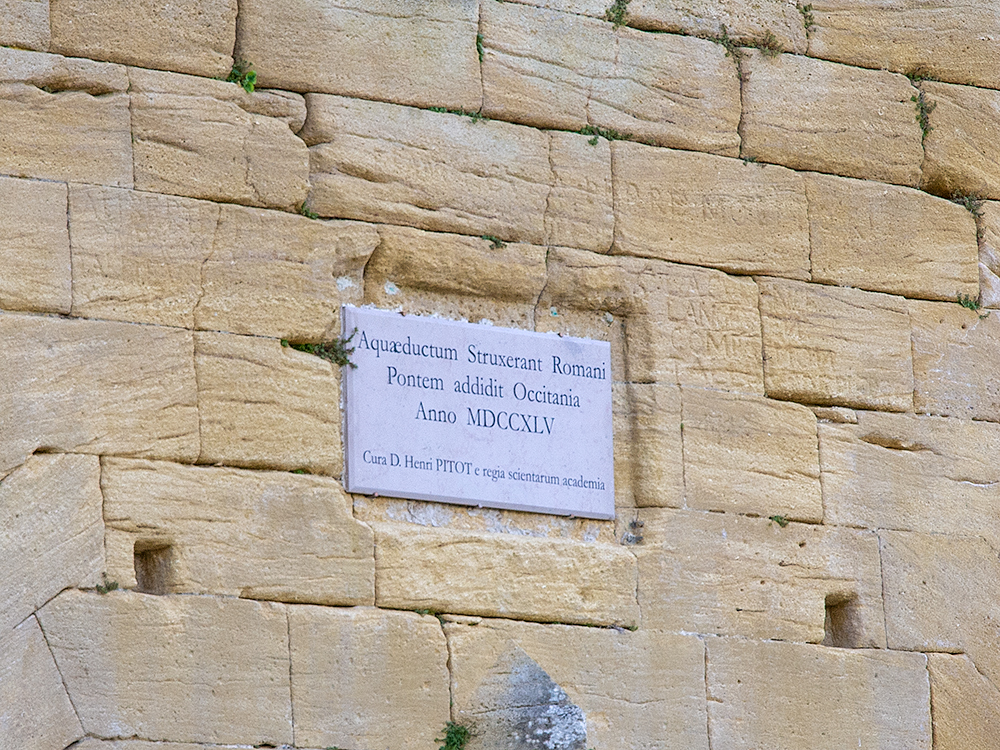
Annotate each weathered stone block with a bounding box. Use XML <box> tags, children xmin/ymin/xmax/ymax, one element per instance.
<box><xmin>235</xmin><ymin>0</ymin><xmax>481</xmax><ymax>111</ymax></box>
<box><xmin>542</xmin><ymin>249</ymin><xmax>764</xmax><ymax>392</ymax></box>
<box><xmin>820</xmin><ymin>411</ymin><xmax>1000</xmax><ymax>547</ymax></box>
<box><xmin>681</xmin><ymin>386</ymin><xmax>821</xmax><ymax>521</ymax></box>
<box><xmin>707</xmin><ymin>639</ymin><xmax>931</xmax><ymax>750</ymax></box>
<box><xmin>980</xmin><ymin>200</ymin><xmax>1000</xmax><ymax>309</ymax></box>
<box><xmin>0</xmin><ymin>176</ymin><xmax>70</xmax><ymax>314</ymax></box>
<box><xmin>130</xmin><ymin>67</ymin><xmax>309</xmax><ymax>211</ymax></box>
<box><xmin>808</xmin><ymin>0</ymin><xmax>1000</xmax><ymax>91</ymax></box>
<box><xmin>0</xmin><ymin>617</ymin><xmax>83</xmax><ymax>750</ymax></box>
<box><xmin>880</xmin><ymin>530</ymin><xmax>1000</xmax><ymax>687</ymax></box>
<box><xmin>546</xmin><ymin>132</ymin><xmax>614</xmax><ymax>252</ymax></box>
<box><xmin>50</xmin><ymin>0</ymin><xmax>237</xmax><ymax>78</ymax></box>
<box><xmin>927</xmin><ymin>653</ymin><xmax>1000</xmax><ymax>750</ymax></box>
<box><xmin>741</xmin><ymin>51</ymin><xmax>923</xmax><ymax>186</ymax></box>
<box><xmin>627</xmin><ymin>0</ymin><xmax>807</xmax><ymax>53</ymax></box>
<box><xmin>38</xmin><ymin>590</ymin><xmax>292</xmax><ymax>745</ymax></box>
<box><xmin>445</xmin><ymin>618</ymin><xmax>709</xmax><ymax>750</ymax></box>
<box><xmin>103</xmin><ymin>458</ymin><xmax>374</xmax><ymax>605</ymax></box>
<box><xmin>921</xmin><ymin>81</ymin><xmax>1000</xmax><ymax>201</ymax></box>
<box><xmin>909</xmin><ymin>299</ymin><xmax>1000</xmax><ymax>421</ymax></box>
<box><xmin>806</xmin><ymin>172</ymin><xmax>978</xmax><ymax>300</ymax></box>
<box><xmin>0</xmin><ymin>48</ymin><xmax>131</xmax><ymax>187</ymax></box>
<box><xmin>0</xmin><ymin>0</ymin><xmax>48</xmax><ymax>51</ymax></box>
<box><xmin>302</xmin><ymin>95</ymin><xmax>551</xmax><ymax>244</ymax></box>
<box><xmin>289</xmin><ymin>605</ymin><xmax>450</xmax><ymax>749</ymax></box>
<box><xmin>372</xmin><ymin>522</ymin><xmax>639</xmax><ymax>627</ymax></box>
<box><xmin>613</xmin><ymin>141</ymin><xmax>809</xmax><ymax>278</ymax></box>
<box><xmin>0</xmin><ymin>314</ymin><xmax>199</xmax><ymax>474</ymax></box>
<box><xmin>636</xmin><ymin>508</ymin><xmax>886</xmax><ymax>644</ymax></box>
<box><xmin>364</xmin><ymin>225</ymin><xmax>547</xmax><ymax>329</ymax></box>
<box><xmin>1</xmin><ymin>454</ymin><xmax>103</xmax><ymax>633</ymax></box>
<box><xmin>759</xmin><ymin>277</ymin><xmax>913</xmax><ymax>411</ymax></box>
<box><xmin>619</xmin><ymin>383</ymin><xmax>684</xmax><ymax>508</ymax></box>
<box><xmin>481</xmin><ymin>2</ymin><xmax>740</xmax><ymax>155</ymax></box>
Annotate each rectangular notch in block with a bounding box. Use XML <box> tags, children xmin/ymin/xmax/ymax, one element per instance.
<box><xmin>134</xmin><ymin>542</ymin><xmax>173</xmax><ymax>595</ymax></box>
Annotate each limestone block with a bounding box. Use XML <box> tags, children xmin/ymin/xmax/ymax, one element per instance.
<box><xmin>819</xmin><ymin>411</ymin><xmax>1000</xmax><ymax>547</ymax></box>
<box><xmin>619</xmin><ymin>383</ymin><xmax>684</xmax><ymax>508</ymax></box>
<box><xmin>546</xmin><ymin>132</ymin><xmax>614</xmax><ymax>252</ymax></box>
<box><xmin>0</xmin><ymin>176</ymin><xmax>70</xmax><ymax>314</ymax></box>
<box><xmin>612</xmin><ymin>142</ymin><xmax>809</xmax><ymax>278</ymax></box>
<box><xmin>980</xmin><ymin>201</ymin><xmax>1000</xmax><ymax>309</ymax></box>
<box><xmin>0</xmin><ymin>314</ymin><xmax>199</xmax><ymax>474</ymax></box>
<box><xmin>628</xmin><ymin>0</ymin><xmax>807</xmax><ymax>53</ymax></box>
<box><xmin>0</xmin><ymin>617</ymin><xmax>83</xmax><ymax>750</ymax></box>
<box><xmin>808</xmin><ymin>0</ymin><xmax>1000</xmax><ymax>90</ymax></box>
<box><xmin>481</xmin><ymin>2</ymin><xmax>740</xmax><ymax>155</ymax></box>
<box><xmin>1</xmin><ymin>454</ymin><xmax>103</xmax><ymax>633</ymax></box>
<box><xmin>130</xmin><ymin>67</ymin><xmax>309</xmax><ymax>211</ymax></box>
<box><xmin>909</xmin><ymin>299</ymin><xmax>1000</xmax><ymax>420</ymax></box>
<box><xmin>302</xmin><ymin>95</ymin><xmax>551</xmax><ymax>244</ymax></box>
<box><xmin>364</xmin><ymin>225</ymin><xmax>547</xmax><ymax>329</ymax></box>
<box><xmin>198</xmin><ymin>207</ymin><xmax>378</xmax><ymax>340</ymax></box>
<box><xmin>636</xmin><ymin>508</ymin><xmax>886</xmax><ymax>644</ymax></box>
<box><xmin>706</xmin><ymin>639</ymin><xmax>931</xmax><ymax>750</ymax></box>
<box><xmin>0</xmin><ymin>48</ymin><xmax>131</xmax><ymax>187</ymax></box>
<box><xmin>372</xmin><ymin>522</ymin><xmax>639</xmax><ymax>627</ymax></box>
<box><xmin>236</xmin><ymin>0</ymin><xmax>480</xmax><ymax>111</ymax></box>
<box><xmin>880</xmin><ymin>530</ymin><xmax>1000</xmax><ymax>687</ymax></box>
<box><xmin>103</xmin><ymin>458</ymin><xmax>374</xmax><ymax>605</ymax></box>
<box><xmin>50</xmin><ymin>0</ymin><xmax>236</xmax><ymax>78</ymax></box>
<box><xmin>542</xmin><ymin>248</ymin><xmax>764</xmax><ymax>392</ymax></box>
<box><xmin>807</xmin><ymin>172</ymin><xmax>978</xmax><ymax>300</ymax></box>
<box><xmin>0</xmin><ymin>0</ymin><xmax>48</xmax><ymax>51</ymax></box>
<box><xmin>69</xmin><ymin>185</ymin><xmax>218</xmax><ymax>328</ymax></box>
<box><xmin>681</xmin><ymin>386</ymin><xmax>821</xmax><ymax>521</ymax></box>
<box><xmin>289</xmin><ymin>605</ymin><xmax>449</xmax><ymax>749</ymax></box>
<box><xmin>195</xmin><ymin>331</ymin><xmax>341</xmax><ymax>475</ymax></box>
<box><xmin>741</xmin><ymin>51</ymin><xmax>923</xmax><ymax>186</ymax></box>
<box><xmin>445</xmin><ymin>618</ymin><xmax>709</xmax><ymax>750</ymax></box>
<box><xmin>493</xmin><ymin>0</ymin><xmax>606</xmax><ymax>17</ymax></box>
<box><xmin>759</xmin><ymin>277</ymin><xmax>913</xmax><ymax>411</ymax></box>
<box><xmin>927</xmin><ymin>653</ymin><xmax>1000</xmax><ymax>750</ymax></box>
<box><xmin>38</xmin><ymin>590</ymin><xmax>292</xmax><ymax>744</ymax></box>
<box><xmin>922</xmin><ymin>81</ymin><xmax>1000</xmax><ymax>201</ymax></box>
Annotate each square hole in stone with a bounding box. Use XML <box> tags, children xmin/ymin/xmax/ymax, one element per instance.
<box><xmin>134</xmin><ymin>542</ymin><xmax>173</xmax><ymax>595</ymax></box>
<box><xmin>822</xmin><ymin>593</ymin><xmax>862</xmax><ymax>648</ymax></box>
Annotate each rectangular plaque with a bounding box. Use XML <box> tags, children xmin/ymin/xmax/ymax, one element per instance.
<box><xmin>342</xmin><ymin>306</ymin><xmax>614</xmax><ymax>519</ymax></box>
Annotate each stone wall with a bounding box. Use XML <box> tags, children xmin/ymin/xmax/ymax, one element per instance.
<box><xmin>2</xmin><ymin>1</ymin><xmax>1000</xmax><ymax>748</ymax></box>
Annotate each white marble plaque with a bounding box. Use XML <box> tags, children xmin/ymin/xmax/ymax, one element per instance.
<box><xmin>342</xmin><ymin>307</ymin><xmax>614</xmax><ymax>519</ymax></box>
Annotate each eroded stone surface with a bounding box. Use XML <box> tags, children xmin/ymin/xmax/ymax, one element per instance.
<box><xmin>741</xmin><ymin>51</ymin><xmax>923</xmax><ymax>186</ymax></box>
<box><xmin>103</xmin><ymin>458</ymin><xmax>374</xmax><ymax>605</ymax></box>
<box><xmin>236</xmin><ymin>0</ymin><xmax>481</xmax><ymax>111</ymax></box>
<box><xmin>820</xmin><ymin>411</ymin><xmax>1000</xmax><ymax>547</ymax></box>
<box><xmin>613</xmin><ymin>142</ymin><xmax>809</xmax><ymax>278</ymax></box>
<box><xmin>707</xmin><ymin>639</ymin><xmax>931</xmax><ymax>750</ymax></box>
<box><xmin>681</xmin><ymin>386</ymin><xmax>822</xmax><ymax>521</ymax></box>
<box><xmin>909</xmin><ymin>299</ymin><xmax>1000</xmax><ymax>421</ymax></box>
<box><xmin>0</xmin><ymin>176</ymin><xmax>70</xmax><ymax>314</ymax></box>
<box><xmin>0</xmin><ymin>617</ymin><xmax>83</xmax><ymax>750</ymax></box>
<box><xmin>372</xmin><ymin>522</ymin><xmax>639</xmax><ymax>627</ymax></box>
<box><xmin>927</xmin><ymin>653</ymin><xmax>1000</xmax><ymax>750</ymax></box>
<box><xmin>546</xmin><ymin>132</ymin><xmax>614</xmax><ymax>252</ymax></box>
<box><xmin>130</xmin><ymin>67</ymin><xmax>309</xmax><ymax>210</ymax></box>
<box><xmin>0</xmin><ymin>48</ymin><xmax>131</xmax><ymax>187</ymax></box>
<box><xmin>446</xmin><ymin>617</ymin><xmax>709</xmax><ymax>750</ymax></box>
<box><xmin>980</xmin><ymin>201</ymin><xmax>1000</xmax><ymax>309</ymax></box>
<box><xmin>38</xmin><ymin>590</ymin><xmax>292</xmax><ymax>745</ymax></box>
<box><xmin>806</xmin><ymin>172</ymin><xmax>978</xmax><ymax>300</ymax></box>
<box><xmin>302</xmin><ymin>95</ymin><xmax>551</xmax><ymax>244</ymax></box>
<box><xmin>1</xmin><ymin>454</ymin><xmax>103</xmax><ymax>633</ymax></box>
<box><xmin>51</xmin><ymin>0</ymin><xmax>236</xmax><ymax>78</ymax></box>
<box><xmin>195</xmin><ymin>331</ymin><xmax>341</xmax><ymax>475</ymax></box>
<box><xmin>636</xmin><ymin>508</ymin><xmax>886</xmax><ymax>644</ymax></box>
<box><xmin>618</xmin><ymin>383</ymin><xmax>684</xmax><ymax>508</ymax></box>
<box><xmin>289</xmin><ymin>605</ymin><xmax>450</xmax><ymax>750</ymax></box>
<box><xmin>0</xmin><ymin>0</ymin><xmax>49</xmax><ymax>50</ymax></box>
<box><xmin>759</xmin><ymin>277</ymin><xmax>913</xmax><ymax>411</ymax></box>
<box><xmin>0</xmin><ymin>314</ymin><xmax>199</xmax><ymax>474</ymax></box>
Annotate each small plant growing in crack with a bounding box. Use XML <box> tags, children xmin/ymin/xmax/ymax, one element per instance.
<box><xmin>707</xmin><ymin>24</ymin><xmax>747</xmax><ymax>80</ymax></box>
<box><xmin>769</xmin><ymin>515</ymin><xmax>790</xmax><ymax>528</ymax></box>
<box><xmin>481</xmin><ymin>234</ymin><xmax>506</xmax><ymax>249</ymax></box>
<box><xmin>429</xmin><ymin>106</ymin><xmax>488</xmax><ymax>123</ymax></box>
<box><xmin>604</xmin><ymin>0</ymin><xmax>630</xmax><ymax>28</ymax></box>
<box><xmin>477</xmin><ymin>32</ymin><xmax>485</xmax><ymax>63</ymax></box>
<box><xmin>580</xmin><ymin>123</ymin><xmax>629</xmax><ymax>145</ymax></box>
<box><xmin>298</xmin><ymin>202</ymin><xmax>319</xmax><ymax>220</ymax></box>
<box><xmin>911</xmin><ymin>88</ymin><xmax>936</xmax><ymax>143</ymax></box>
<box><xmin>96</xmin><ymin>574</ymin><xmax>119</xmax><ymax>594</ymax></box>
<box><xmin>753</xmin><ymin>29</ymin><xmax>783</xmax><ymax>58</ymax></box>
<box><xmin>437</xmin><ymin>721</ymin><xmax>471</xmax><ymax>750</ymax></box>
<box><xmin>227</xmin><ymin>59</ymin><xmax>257</xmax><ymax>93</ymax></box>
<box><xmin>957</xmin><ymin>293</ymin><xmax>990</xmax><ymax>319</ymax></box>
<box><xmin>282</xmin><ymin>328</ymin><xmax>358</xmax><ymax>368</ymax></box>
<box><xmin>797</xmin><ymin>3</ymin><xmax>815</xmax><ymax>34</ymax></box>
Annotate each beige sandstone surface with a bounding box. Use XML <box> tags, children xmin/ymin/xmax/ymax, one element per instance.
<box><xmin>980</xmin><ymin>200</ymin><xmax>1000</xmax><ymax>309</ymax></box>
<box><xmin>927</xmin><ymin>653</ymin><xmax>1000</xmax><ymax>750</ymax></box>
<box><xmin>618</xmin><ymin>382</ymin><xmax>684</xmax><ymax>508</ymax></box>
<box><xmin>0</xmin><ymin>0</ymin><xmax>49</xmax><ymax>50</ymax></box>
<box><xmin>546</xmin><ymin>132</ymin><xmax>614</xmax><ymax>252</ymax></box>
